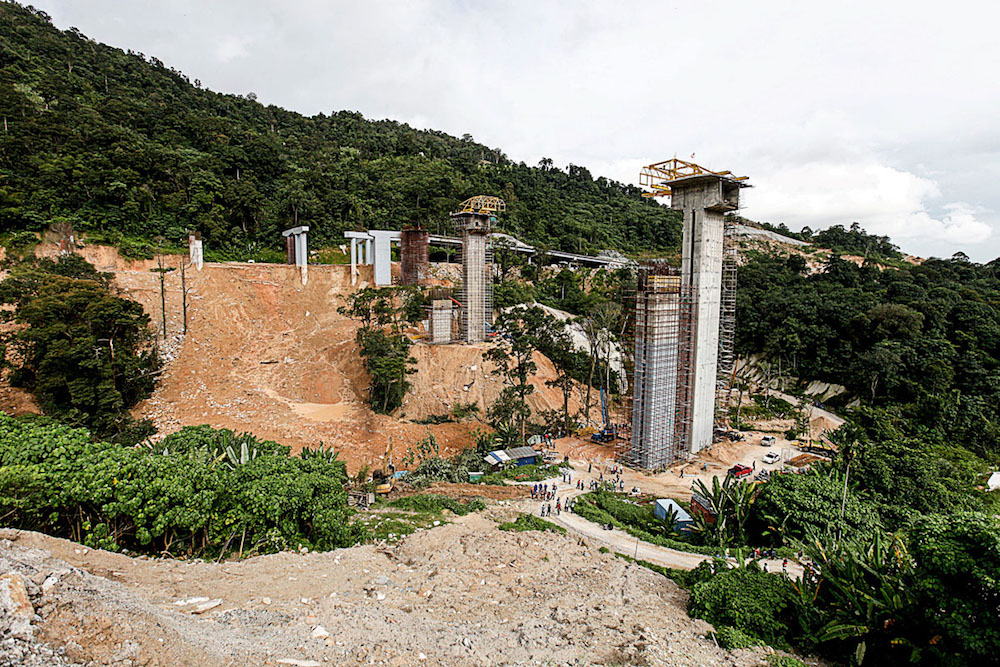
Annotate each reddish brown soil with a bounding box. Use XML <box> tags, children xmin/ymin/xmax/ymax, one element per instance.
<box><xmin>6</xmin><ymin>244</ymin><xmax>582</xmax><ymax>474</ymax></box>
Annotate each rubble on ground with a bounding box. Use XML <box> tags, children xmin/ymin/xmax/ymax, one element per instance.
<box><xmin>0</xmin><ymin>514</ymin><xmax>774</xmax><ymax>666</ymax></box>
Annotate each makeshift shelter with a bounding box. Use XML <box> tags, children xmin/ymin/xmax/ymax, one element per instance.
<box><xmin>654</xmin><ymin>498</ymin><xmax>694</xmax><ymax>530</ymax></box>
<box><xmin>484</xmin><ymin>447</ymin><xmax>541</xmax><ymax>468</ymax></box>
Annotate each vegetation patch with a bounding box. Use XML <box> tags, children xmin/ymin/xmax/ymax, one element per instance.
<box><xmin>499</xmin><ymin>513</ymin><xmax>566</xmax><ymax>535</ymax></box>
<box><xmin>573</xmin><ymin>491</ymin><xmax>717</xmax><ymax>556</ymax></box>
<box><xmin>0</xmin><ymin>255</ymin><xmax>160</xmax><ymax>438</ymax></box>
<box><xmin>387</xmin><ymin>494</ymin><xmax>486</xmax><ymax>516</ymax></box>
<box><xmin>0</xmin><ymin>417</ymin><xmax>363</xmax><ymax>557</ymax></box>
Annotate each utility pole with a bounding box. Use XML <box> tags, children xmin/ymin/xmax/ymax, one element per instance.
<box><xmin>180</xmin><ymin>255</ymin><xmax>188</xmax><ymax>335</ymax></box>
<box><xmin>151</xmin><ymin>242</ymin><xmax>176</xmax><ymax>341</ymax></box>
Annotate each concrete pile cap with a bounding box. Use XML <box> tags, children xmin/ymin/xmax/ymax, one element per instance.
<box><xmin>282</xmin><ymin>226</ymin><xmax>309</xmax><ymax>236</ymax></box>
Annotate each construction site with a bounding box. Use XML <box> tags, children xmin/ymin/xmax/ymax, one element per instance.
<box><xmin>0</xmin><ymin>161</ymin><xmax>841</xmax><ymax>667</ymax></box>
<box><xmin>610</xmin><ymin>159</ymin><xmax>749</xmax><ymax>470</ymax></box>
<box><xmin>0</xmin><ymin>160</ymin><xmax>832</xmax><ymax>480</ymax></box>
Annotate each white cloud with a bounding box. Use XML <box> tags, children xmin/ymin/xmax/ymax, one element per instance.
<box><xmin>214</xmin><ymin>35</ymin><xmax>251</xmax><ymax>63</ymax></box>
<box><xmin>745</xmin><ymin>158</ymin><xmax>992</xmax><ymax>247</ymax></box>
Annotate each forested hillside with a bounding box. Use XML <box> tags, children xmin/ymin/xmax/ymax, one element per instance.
<box><xmin>737</xmin><ymin>251</ymin><xmax>1000</xmax><ymax>462</ymax></box>
<box><xmin>0</xmin><ymin>2</ymin><xmax>681</xmax><ymax>259</ymax></box>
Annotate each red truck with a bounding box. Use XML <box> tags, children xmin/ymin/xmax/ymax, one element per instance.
<box><xmin>727</xmin><ymin>464</ymin><xmax>753</xmax><ymax>479</ymax></box>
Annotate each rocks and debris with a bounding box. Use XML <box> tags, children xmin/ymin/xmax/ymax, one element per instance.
<box><xmin>0</xmin><ymin>514</ymin><xmax>782</xmax><ymax>666</ymax></box>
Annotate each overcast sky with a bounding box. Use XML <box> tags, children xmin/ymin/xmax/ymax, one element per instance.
<box><xmin>42</xmin><ymin>1</ymin><xmax>1000</xmax><ymax>261</ymax></box>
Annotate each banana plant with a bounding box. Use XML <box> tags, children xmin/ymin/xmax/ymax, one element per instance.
<box><xmin>300</xmin><ymin>442</ymin><xmax>340</xmax><ymax>463</ymax></box>
<box><xmin>796</xmin><ymin>529</ymin><xmax>918</xmax><ymax>665</ymax></box>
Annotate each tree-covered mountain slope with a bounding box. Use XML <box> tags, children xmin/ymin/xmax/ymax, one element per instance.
<box><xmin>0</xmin><ymin>2</ymin><xmax>681</xmax><ymax>258</ymax></box>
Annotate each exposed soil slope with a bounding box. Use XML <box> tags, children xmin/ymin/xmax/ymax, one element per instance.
<box><xmin>15</xmin><ymin>245</ymin><xmax>580</xmax><ymax>472</ymax></box>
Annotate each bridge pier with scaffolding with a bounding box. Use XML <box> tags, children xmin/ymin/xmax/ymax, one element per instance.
<box><xmin>615</xmin><ymin>159</ymin><xmax>749</xmax><ymax>469</ymax></box>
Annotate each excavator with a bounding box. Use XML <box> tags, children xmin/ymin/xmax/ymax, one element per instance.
<box><xmin>372</xmin><ymin>437</ymin><xmax>395</xmax><ymax>495</ymax></box>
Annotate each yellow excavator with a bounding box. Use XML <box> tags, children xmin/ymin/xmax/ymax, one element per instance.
<box><xmin>373</xmin><ymin>437</ymin><xmax>394</xmax><ymax>495</ymax></box>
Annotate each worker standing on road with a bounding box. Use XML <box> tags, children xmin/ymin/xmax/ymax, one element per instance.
<box><xmin>588</xmin><ymin>462</ymin><xmax>592</xmax><ymax>473</ymax></box>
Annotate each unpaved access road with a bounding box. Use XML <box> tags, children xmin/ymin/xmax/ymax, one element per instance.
<box><xmin>513</xmin><ymin>467</ymin><xmax>805</xmax><ymax>579</ymax></box>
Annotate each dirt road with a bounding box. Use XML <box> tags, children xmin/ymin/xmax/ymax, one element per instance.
<box><xmin>513</xmin><ymin>467</ymin><xmax>805</xmax><ymax>578</ymax></box>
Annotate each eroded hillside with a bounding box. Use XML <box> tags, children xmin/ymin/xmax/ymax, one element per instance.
<box><xmin>18</xmin><ymin>245</ymin><xmax>580</xmax><ymax>471</ymax></box>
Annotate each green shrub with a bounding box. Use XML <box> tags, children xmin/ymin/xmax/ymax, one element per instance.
<box><xmin>389</xmin><ymin>494</ymin><xmax>486</xmax><ymax>516</ymax></box>
<box><xmin>450</xmin><ymin>402</ymin><xmax>481</xmax><ymax>421</ymax></box>
<box><xmin>572</xmin><ymin>492</ymin><xmax>717</xmax><ymax>556</ymax></box>
<box><xmin>499</xmin><ymin>513</ymin><xmax>566</xmax><ymax>534</ymax></box>
<box><xmin>766</xmin><ymin>657</ymin><xmax>807</xmax><ymax>667</ymax></box>
<box><xmin>3</xmin><ymin>230</ymin><xmax>39</xmax><ymax>253</ymax></box>
<box><xmin>714</xmin><ymin>625</ymin><xmax>763</xmax><ymax>650</ymax></box>
<box><xmin>477</xmin><ymin>462</ymin><xmax>563</xmax><ymax>484</ymax></box>
<box><xmin>412</xmin><ymin>413</ymin><xmax>453</xmax><ymax>425</ymax></box>
<box><xmin>688</xmin><ymin>563</ymin><xmax>798</xmax><ymax>649</ymax></box>
<box><xmin>0</xmin><ymin>416</ymin><xmax>364</xmax><ymax>556</ymax></box>
<box><xmin>117</xmin><ymin>237</ymin><xmax>155</xmax><ymax>259</ymax></box>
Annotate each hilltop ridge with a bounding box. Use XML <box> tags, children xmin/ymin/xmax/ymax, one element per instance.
<box><xmin>0</xmin><ymin>1</ymin><xmax>681</xmax><ymax>259</ymax></box>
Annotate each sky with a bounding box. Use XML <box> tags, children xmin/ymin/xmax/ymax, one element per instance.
<box><xmin>41</xmin><ymin>0</ymin><xmax>1000</xmax><ymax>261</ymax></box>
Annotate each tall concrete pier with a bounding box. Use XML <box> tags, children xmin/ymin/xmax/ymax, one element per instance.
<box><xmin>629</xmin><ymin>269</ymin><xmax>693</xmax><ymax>469</ymax></box>
<box><xmin>670</xmin><ymin>175</ymin><xmax>743</xmax><ymax>453</ymax></box>
<box><xmin>621</xmin><ymin>160</ymin><xmax>748</xmax><ymax>468</ymax></box>
<box><xmin>451</xmin><ymin>196</ymin><xmax>505</xmax><ymax>345</ymax></box>
<box><xmin>457</xmin><ymin>212</ymin><xmax>490</xmax><ymax>344</ymax></box>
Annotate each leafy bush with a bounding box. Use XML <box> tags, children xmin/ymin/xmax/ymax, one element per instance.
<box><xmin>477</xmin><ymin>462</ymin><xmax>564</xmax><ymax>484</ymax></box>
<box><xmin>3</xmin><ymin>231</ymin><xmax>39</xmax><ymax>253</ymax></box>
<box><xmin>0</xmin><ymin>255</ymin><xmax>161</xmax><ymax>437</ymax></box>
<box><xmin>908</xmin><ymin>512</ymin><xmax>1000</xmax><ymax>665</ymax></box>
<box><xmin>688</xmin><ymin>563</ymin><xmax>799</xmax><ymax>649</ymax></box>
<box><xmin>714</xmin><ymin>625</ymin><xmax>763</xmax><ymax>650</ymax></box>
<box><xmin>412</xmin><ymin>413</ymin><xmax>453</xmax><ymax>425</ymax></box>
<box><xmin>748</xmin><ymin>469</ymin><xmax>882</xmax><ymax>546</ymax></box>
<box><xmin>766</xmin><ymin>657</ymin><xmax>808</xmax><ymax>667</ymax></box>
<box><xmin>450</xmin><ymin>402</ymin><xmax>481</xmax><ymax>421</ymax></box>
<box><xmin>499</xmin><ymin>513</ymin><xmax>566</xmax><ymax>534</ymax></box>
<box><xmin>388</xmin><ymin>494</ymin><xmax>486</xmax><ymax>516</ymax></box>
<box><xmin>117</xmin><ymin>237</ymin><xmax>155</xmax><ymax>260</ymax></box>
<box><xmin>0</xmin><ymin>416</ymin><xmax>363</xmax><ymax>556</ymax></box>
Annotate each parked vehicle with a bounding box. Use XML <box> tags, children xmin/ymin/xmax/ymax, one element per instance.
<box><xmin>761</xmin><ymin>435</ymin><xmax>777</xmax><ymax>447</ymax></box>
<box><xmin>763</xmin><ymin>451</ymin><xmax>781</xmax><ymax>465</ymax></box>
<box><xmin>728</xmin><ymin>464</ymin><xmax>753</xmax><ymax>479</ymax></box>
<box><xmin>590</xmin><ymin>429</ymin><xmax>615</xmax><ymax>444</ymax></box>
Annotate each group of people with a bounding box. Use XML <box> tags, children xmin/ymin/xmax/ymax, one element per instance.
<box><xmin>531</xmin><ymin>483</ymin><xmax>558</xmax><ymax>500</ymax></box>
<box><xmin>539</xmin><ymin>496</ymin><xmax>576</xmax><ymax>517</ymax></box>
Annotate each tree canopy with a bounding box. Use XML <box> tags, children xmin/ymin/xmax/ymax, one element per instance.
<box><xmin>0</xmin><ymin>2</ymin><xmax>681</xmax><ymax>259</ymax></box>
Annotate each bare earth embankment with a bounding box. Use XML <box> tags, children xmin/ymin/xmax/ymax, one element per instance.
<box><xmin>1</xmin><ymin>513</ymin><xmax>777</xmax><ymax>667</ymax></box>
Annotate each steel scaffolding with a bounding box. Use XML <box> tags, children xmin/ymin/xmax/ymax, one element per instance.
<box><xmin>715</xmin><ymin>221</ymin><xmax>738</xmax><ymax>428</ymax></box>
<box><xmin>614</xmin><ymin>263</ymin><xmax>697</xmax><ymax>470</ymax></box>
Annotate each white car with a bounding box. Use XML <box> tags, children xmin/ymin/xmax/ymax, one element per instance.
<box><xmin>763</xmin><ymin>451</ymin><xmax>781</xmax><ymax>465</ymax></box>
<box><xmin>761</xmin><ymin>435</ymin><xmax>777</xmax><ymax>447</ymax></box>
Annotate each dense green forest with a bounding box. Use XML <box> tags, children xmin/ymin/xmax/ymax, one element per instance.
<box><xmin>738</xmin><ymin>250</ymin><xmax>1000</xmax><ymax>462</ymax></box>
<box><xmin>0</xmin><ymin>2</ymin><xmax>681</xmax><ymax>259</ymax></box>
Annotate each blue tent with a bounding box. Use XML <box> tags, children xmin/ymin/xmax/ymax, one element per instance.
<box><xmin>654</xmin><ymin>499</ymin><xmax>693</xmax><ymax>530</ymax></box>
